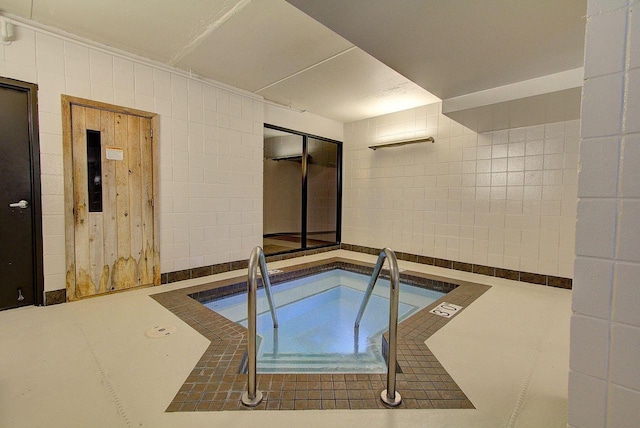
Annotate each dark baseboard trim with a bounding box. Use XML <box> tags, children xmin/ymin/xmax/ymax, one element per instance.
<box><xmin>45</xmin><ymin>241</ymin><xmax>571</xmax><ymax>304</ymax></box>
<box><xmin>44</xmin><ymin>289</ymin><xmax>66</xmax><ymax>305</ymax></box>
<box><xmin>160</xmin><ymin>245</ymin><xmax>341</xmax><ymax>285</ymax></box>
<box><xmin>161</xmin><ymin>242</ymin><xmax>572</xmax><ymax>289</ymax></box>
<box><xmin>340</xmin><ymin>243</ymin><xmax>572</xmax><ymax>290</ymax></box>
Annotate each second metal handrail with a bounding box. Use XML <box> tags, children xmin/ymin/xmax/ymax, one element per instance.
<box><xmin>242</xmin><ymin>246</ymin><xmax>278</xmax><ymax>407</ymax></box>
<box><xmin>354</xmin><ymin>247</ymin><xmax>402</xmax><ymax>407</ymax></box>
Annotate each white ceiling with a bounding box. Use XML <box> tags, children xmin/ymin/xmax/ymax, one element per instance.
<box><xmin>0</xmin><ymin>0</ymin><xmax>437</xmax><ymax>122</ymax></box>
<box><xmin>286</xmin><ymin>0</ymin><xmax>587</xmax><ymax>100</ymax></box>
<box><xmin>0</xmin><ymin>0</ymin><xmax>586</xmax><ymax>124</ymax></box>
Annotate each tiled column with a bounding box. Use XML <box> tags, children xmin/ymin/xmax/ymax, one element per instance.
<box><xmin>570</xmin><ymin>1</ymin><xmax>640</xmax><ymax>426</ymax></box>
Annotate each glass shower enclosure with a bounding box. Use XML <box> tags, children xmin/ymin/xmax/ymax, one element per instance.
<box><xmin>263</xmin><ymin>125</ymin><xmax>341</xmax><ymax>255</ymax></box>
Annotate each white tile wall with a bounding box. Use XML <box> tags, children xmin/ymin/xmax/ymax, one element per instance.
<box><xmin>608</xmin><ymin>384</ymin><xmax>640</xmax><ymax>428</ymax></box>
<box><xmin>0</xmin><ymin>21</ymin><xmax>264</xmax><ymax>291</ymax></box>
<box><xmin>568</xmin><ymin>370</ymin><xmax>607</xmax><ymax>428</ymax></box>
<box><xmin>570</xmin><ymin>1</ymin><xmax>640</xmax><ymax>426</ymax></box>
<box><xmin>570</xmin><ymin>315</ymin><xmax>610</xmax><ymax>379</ymax></box>
<box><xmin>343</xmin><ymin>104</ymin><xmax>578</xmax><ymax>277</ymax></box>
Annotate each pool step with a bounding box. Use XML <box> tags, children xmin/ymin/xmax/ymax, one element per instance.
<box><xmin>257</xmin><ymin>351</ymin><xmax>386</xmax><ymax>373</ymax></box>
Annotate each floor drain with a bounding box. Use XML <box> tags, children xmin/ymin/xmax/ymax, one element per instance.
<box><xmin>146</xmin><ymin>325</ymin><xmax>177</xmax><ymax>338</ymax></box>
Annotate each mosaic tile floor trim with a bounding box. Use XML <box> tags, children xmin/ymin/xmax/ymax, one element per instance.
<box><xmin>151</xmin><ymin>258</ymin><xmax>490</xmax><ymax>411</ymax></box>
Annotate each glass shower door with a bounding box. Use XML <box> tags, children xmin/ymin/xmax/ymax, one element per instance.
<box><xmin>306</xmin><ymin>138</ymin><xmax>339</xmax><ymax>248</ymax></box>
<box><xmin>263</xmin><ymin>130</ymin><xmax>303</xmax><ymax>254</ymax></box>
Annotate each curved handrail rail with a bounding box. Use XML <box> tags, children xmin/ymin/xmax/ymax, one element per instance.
<box><xmin>242</xmin><ymin>246</ymin><xmax>278</xmax><ymax>407</ymax></box>
<box><xmin>354</xmin><ymin>247</ymin><xmax>402</xmax><ymax>407</ymax></box>
<box><xmin>252</xmin><ymin>246</ymin><xmax>278</xmax><ymax>328</ymax></box>
<box><xmin>354</xmin><ymin>250</ymin><xmax>388</xmax><ymax>328</ymax></box>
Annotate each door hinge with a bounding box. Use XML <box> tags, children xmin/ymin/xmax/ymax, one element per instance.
<box><xmin>150</xmin><ymin>128</ymin><xmax>153</xmax><ymax>138</ymax></box>
<box><xmin>151</xmin><ymin>198</ymin><xmax>154</xmax><ymax>207</ymax></box>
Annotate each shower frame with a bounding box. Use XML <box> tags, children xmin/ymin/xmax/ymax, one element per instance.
<box><xmin>263</xmin><ymin>123</ymin><xmax>342</xmax><ymax>255</ymax></box>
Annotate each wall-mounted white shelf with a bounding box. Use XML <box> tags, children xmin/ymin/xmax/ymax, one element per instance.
<box><xmin>368</xmin><ymin>136</ymin><xmax>435</xmax><ymax>150</ymax></box>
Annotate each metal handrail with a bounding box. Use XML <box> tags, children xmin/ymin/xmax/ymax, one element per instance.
<box><xmin>354</xmin><ymin>247</ymin><xmax>402</xmax><ymax>407</ymax></box>
<box><xmin>242</xmin><ymin>246</ymin><xmax>278</xmax><ymax>407</ymax></box>
<box><xmin>354</xmin><ymin>251</ymin><xmax>386</xmax><ymax>329</ymax></box>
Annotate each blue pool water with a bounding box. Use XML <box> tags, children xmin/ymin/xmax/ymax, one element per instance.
<box><xmin>204</xmin><ymin>269</ymin><xmax>444</xmax><ymax>373</ymax></box>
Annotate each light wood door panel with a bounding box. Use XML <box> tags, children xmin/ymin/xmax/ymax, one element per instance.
<box><xmin>63</xmin><ymin>96</ymin><xmax>158</xmax><ymax>300</ymax></box>
<box><xmin>101</xmin><ymin>110</ymin><xmax>117</xmax><ymax>293</ymax></box>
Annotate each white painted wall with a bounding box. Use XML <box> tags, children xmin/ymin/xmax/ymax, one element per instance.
<box><xmin>343</xmin><ymin>103</ymin><xmax>578</xmax><ymax>278</ymax></box>
<box><xmin>0</xmin><ymin>21</ymin><xmax>264</xmax><ymax>292</ymax></box>
<box><xmin>569</xmin><ymin>1</ymin><xmax>640</xmax><ymax>426</ymax></box>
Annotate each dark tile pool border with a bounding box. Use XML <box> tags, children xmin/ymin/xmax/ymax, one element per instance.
<box><xmin>151</xmin><ymin>257</ymin><xmax>490</xmax><ymax>411</ymax></box>
<box><xmin>189</xmin><ymin>260</ymin><xmax>459</xmax><ymax>306</ymax></box>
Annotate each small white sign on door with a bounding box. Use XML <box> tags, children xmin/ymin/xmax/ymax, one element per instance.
<box><xmin>106</xmin><ymin>147</ymin><xmax>124</xmax><ymax>161</ymax></box>
<box><xmin>430</xmin><ymin>302</ymin><xmax>463</xmax><ymax>318</ymax></box>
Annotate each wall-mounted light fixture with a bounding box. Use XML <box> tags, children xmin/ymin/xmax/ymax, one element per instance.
<box><xmin>368</xmin><ymin>136</ymin><xmax>435</xmax><ymax>150</ymax></box>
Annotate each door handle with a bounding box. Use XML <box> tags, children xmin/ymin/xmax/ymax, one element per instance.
<box><xmin>9</xmin><ymin>200</ymin><xmax>29</xmax><ymax>209</ymax></box>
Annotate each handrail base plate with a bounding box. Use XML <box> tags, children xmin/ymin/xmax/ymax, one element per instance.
<box><xmin>380</xmin><ymin>389</ymin><xmax>402</xmax><ymax>407</ymax></box>
<box><xmin>241</xmin><ymin>390</ymin><xmax>263</xmax><ymax>407</ymax></box>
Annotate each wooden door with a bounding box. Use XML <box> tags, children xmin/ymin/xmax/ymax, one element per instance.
<box><xmin>63</xmin><ymin>97</ymin><xmax>159</xmax><ymax>300</ymax></box>
<box><xmin>0</xmin><ymin>79</ymin><xmax>44</xmax><ymax>310</ymax></box>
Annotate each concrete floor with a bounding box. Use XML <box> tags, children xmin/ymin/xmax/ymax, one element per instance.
<box><xmin>0</xmin><ymin>250</ymin><xmax>571</xmax><ymax>427</ymax></box>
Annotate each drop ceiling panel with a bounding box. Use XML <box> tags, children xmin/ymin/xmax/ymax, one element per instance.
<box><xmin>4</xmin><ymin>0</ymin><xmax>581</xmax><ymax>125</ymax></box>
<box><xmin>176</xmin><ymin>0</ymin><xmax>353</xmax><ymax>92</ymax></box>
<box><xmin>0</xmin><ymin>0</ymin><xmax>32</xmax><ymax>17</ymax></box>
<box><xmin>259</xmin><ymin>48</ymin><xmax>439</xmax><ymax>123</ymax></box>
<box><xmin>287</xmin><ymin>0</ymin><xmax>587</xmax><ymax>99</ymax></box>
<box><xmin>27</xmin><ymin>0</ymin><xmax>242</xmax><ymax>64</ymax></box>
<box><xmin>445</xmin><ymin>87</ymin><xmax>582</xmax><ymax>132</ymax></box>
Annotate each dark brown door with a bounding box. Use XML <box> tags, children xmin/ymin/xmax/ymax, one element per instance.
<box><xmin>0</xmin><ymin>80</ymin><xmax>42</xmax><ymax>310</ymax></box>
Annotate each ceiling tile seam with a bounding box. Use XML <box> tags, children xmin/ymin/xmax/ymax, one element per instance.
<box><xmin>253</xmin><ymin>45</ymin><xmax>358</xmax><ymax>94</ymax></box>
<box><xmin>0</xmin><ymin>12</ymin><xmax>264</xmax><ymax>102</ymax></box>
<box><xmin>168</xmin><ymin>0</ymin><xmax>252</xmax><ymax>66</ymax></box>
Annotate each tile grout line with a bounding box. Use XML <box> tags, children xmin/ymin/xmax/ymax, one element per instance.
<box><xmin>505</xmin><ymin>319</ymin><xmax>553</xmax><ymax>428</ymax></box>
<box><xmin>79</xmin><ymin>326</ymin><xmax>133</xmax><ymax>427</ymax></box>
